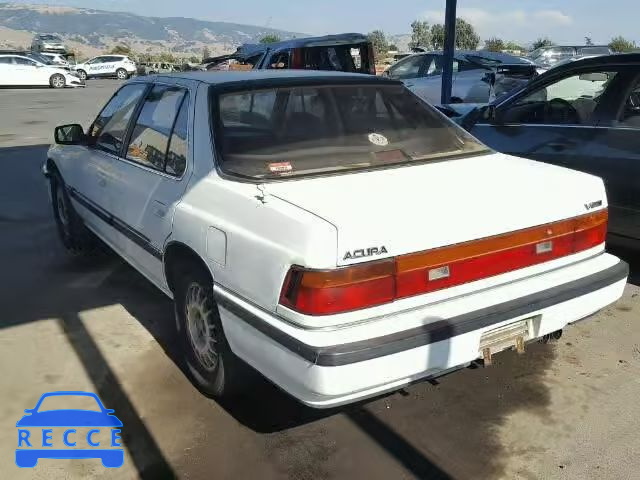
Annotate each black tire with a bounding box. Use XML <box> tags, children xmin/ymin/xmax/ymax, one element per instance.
<box><xmin>50</xmin><ymin>73</ymin><xmax>66</xmax><ymax>89</ymax></box>
<box><xmin>77</xmin><ymin>69</ymin><xmax>87</xmax><ymax>81</ymax></box>
<box><xmin>116</xmin><ymin>68</ymin><xmax>128</xmax><ymax>80</ymax></box>
<box><xmin>50</xmin><ymin>170</ymin><xmax>99</xmax><ymax>255</ymax></box>
<box><xmin>174</xmin><ymin>264</ymin><xmax>252</xmax><ymax>398</ymax></box>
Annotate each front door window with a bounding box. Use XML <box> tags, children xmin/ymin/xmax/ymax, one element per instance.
<box><xmin>502</xmin><ymin>71</ymin><xmax>617</xmax><ymax>125</ymax></box>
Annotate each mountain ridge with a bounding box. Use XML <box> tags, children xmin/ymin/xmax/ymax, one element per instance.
<box><xmin>0</xmin><ymin>3</ymin><xmax>306</xmax><ymax>57</ymax></box>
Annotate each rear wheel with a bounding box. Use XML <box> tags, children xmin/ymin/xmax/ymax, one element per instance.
<box><xmin>116</xmin><ymin>68</ymin><xmax>128</xmax><ymax>80</ymax></box>
<box><xmin>77</xmin><ymin>69</ymin><xmax>87</xmax><ymax>81</ymax></box>
<box><xmin>50</xmin><ymin>73</ymin><xmax>65</xmax><ymax>89</ymax></box>
<box><xmin>173</xmin><ymin>265</ymin><xmax>252</xmax><ymax>398</ymax></box>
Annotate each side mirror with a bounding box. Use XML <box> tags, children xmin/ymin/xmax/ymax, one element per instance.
<box><xmin>54</xmin><ymin>124</ymin><xmax>86</xmax><ymax>145</ymax></box>
<box><xmin>579</xmin><ymin>72</ymin><xmax>608</xmax><ymax>82</ymax></box>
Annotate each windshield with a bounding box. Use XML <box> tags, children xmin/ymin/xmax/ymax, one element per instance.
<box><xmin>40</xmin><ymin>35</ymin><xmax>62</xmax><ymax>41</ymax></box>
<box><xmin>528</xmin><ymin>48</ymin><xmax>547</xmax><ymax>60</ymax></box>
<box><xmin>213</xmin><ymin>83</ymin><xmax>489</xmax><ymax>180</ymax></box>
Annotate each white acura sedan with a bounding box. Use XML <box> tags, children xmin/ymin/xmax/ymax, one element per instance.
<box><xmin>0</xmin><ymin>54</ymin><xmax>84</xmax><ymax>88</ymax></box>
<box><xmin>45</xmin><ymin>71</ymin><xmax>627</xmax><ymax>408</ymax></box>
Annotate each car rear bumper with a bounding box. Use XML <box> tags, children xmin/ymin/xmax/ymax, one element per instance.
<box><xmin>216</xmin><ymin>253</ymin><xmax>627</xmax><ymax>408</ymax></box>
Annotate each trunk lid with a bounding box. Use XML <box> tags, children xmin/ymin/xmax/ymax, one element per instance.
<box><xmin>265</xmin><ymin>152</ymin><xmax>606</xmax><ymax>266</ymax></box>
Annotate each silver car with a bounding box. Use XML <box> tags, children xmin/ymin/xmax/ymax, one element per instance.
<box><xmin>31</xmin><ymin>34</ymin><xmax>68</xmax><ymax>54</ymax></box>
<box><xmin>384</xmin><ymin>50</ymin><xmax>536</xmax><ymax>104</ymax></box>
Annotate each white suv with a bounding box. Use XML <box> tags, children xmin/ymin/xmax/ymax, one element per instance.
<box><xmin>45</xmin><ymin>71</ymin><xmax>627</xmax><ymax>408</ymax></box>
<box><xmin>74</xmin><ymin>55</ymin><xmax>136</xmax><ymax>81</ymax></box>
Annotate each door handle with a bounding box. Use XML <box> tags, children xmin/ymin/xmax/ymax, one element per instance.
<box><xmin>547</xmin><ymin>141</ymin><xmax>575</xmax><ymax>152</ymax></box>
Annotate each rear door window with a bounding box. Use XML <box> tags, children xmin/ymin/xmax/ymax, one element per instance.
<box><xmin>125</xmin><ymin>85</ymin><xmax>188</xmax><ymax>172</ymax></box>
<box><xmin>91</xmin><ymin>83</ymin><xmax>148</xmax><ymax>154</ymax></box>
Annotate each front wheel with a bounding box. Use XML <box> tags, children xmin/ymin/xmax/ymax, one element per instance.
<box><xmin>116</xmin><ymin>68</ymin><xmax>128</xmax><ymax>80</ymax></box>
<box><xmin>50</xmin><ymin>73</ymin><xmax>66</xmax><ymax>89</ymax></box>
<box><xmin>50</xmin><ymin>170</ymin><xmax>99</xmax><ymax>255</ymax></box>
<box><xmin>76</xmin><ymin>69</ymin><xmax>87</xmax><ymax>81</ymax></box>
<box><xmin>174</xmin><ymin>266</ymin><xmax>252</xmax><ymax>398</ymax></box>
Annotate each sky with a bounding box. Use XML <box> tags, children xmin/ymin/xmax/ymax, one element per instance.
<box><xmin>9</xmin><ymin>0</ymin><xmax>639</xmax><ymax>45</ymax></box>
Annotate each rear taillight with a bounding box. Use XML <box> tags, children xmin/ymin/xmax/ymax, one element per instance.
<box><xmin>280</xmin><ymin>210</ymin><xmax>608</xmax><ymax>316</ymax></box>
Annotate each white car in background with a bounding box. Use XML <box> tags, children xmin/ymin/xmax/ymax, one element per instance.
<box><xmin>45</xmin><ymin>71</ymin><xmax>627</xmax><ymax>408</ymax></box>
<box><xmin>40</xmin><ymin>52</ymin><xmax>71</xmax><ymax>68</ymax></box>
<box><xmin>74</xmin><ymin>55</ymin><xmax>137</xmax><ymax>81</ymax></box>
<box><xmin>0</xmin><ymin>54</ymin><xmax>83</xmax><ymax>88</ymax></box>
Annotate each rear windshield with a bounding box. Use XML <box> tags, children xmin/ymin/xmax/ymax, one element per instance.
<box><xmin>213</xmin><ymin>83</ymin><xmax>489</xmax><ymax>180</ymax></box>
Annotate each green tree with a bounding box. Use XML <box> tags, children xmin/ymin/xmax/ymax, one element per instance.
<box><xmin>409</xmin><ymin>20</ymin><xmax>431</xmax><ymax>50</ymax></box>
<box><xmin>455</xmin><ymin>18</ymin><xmax>480</xmax><ymax>50</ymax></box>
<box><xmin>202</xmin><ymin>46</ymin><xmax>211</xmax><ymax>61</ymax></box>
<box><xmin>504</xmin><ymin>41</ymin><xmax>524</xmax><ymax>52</ymax></box>
<box><xmin>430</xmin><ymin>18</ymin><xmax>480</xmax><ymax>50</ymax></box>
<box><xmin>431</xmin><ymin>23</ymin><xmax>445</xmax><ymax>50</ymax></box>
<box><xmin>388</xmin><ymin>44</ymin><xmax>398</xmax><ymax>51</ymax></box>
<box><xmin>585</xmin><ymin>36</ymin><xmax>594</xmax><ymax>46</ymax></box>
<box><xmin>259</xmin><ymin>34</ymin><xmax>281</xmax><ymax>44</ymax></box>
<box><xmin>609</xmin><ymin>36</ymin><xmax>636</xmax><ymax>53</ymax></box>
<box><xmin>367</xmin><ymin>30</ymin><xmax>389</xmax><ymax>59</ymax></box>
<box><xmin>532</xmin><ymin>37</ymin><xmax>555</xmax><ymax>50</ymax></box>
<box><xmin>189</xmin><ymin>55</ymin><xmax>200</xmax><ymax>63</ymax></box>
<box><xmin>110</xmin><ymin>44</ymin><xmax>131</xmax><ymax>55</ymax></box>
<box><xmin>484</xmin><ymin>37</ymin><xmax>505</xmax><ymax>52</ymax></box>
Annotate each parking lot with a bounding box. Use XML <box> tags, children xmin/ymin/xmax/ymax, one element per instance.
<box><xmin>1</xmin><ymin>79</ymin><xmax>640</xmax><ymax>480</ymax></box>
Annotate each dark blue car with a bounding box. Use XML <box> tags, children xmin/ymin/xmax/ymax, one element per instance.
<box><xmin>16</xmin><ymin>391</ymin><xmax>123</xmax><ymax>468</ymax></box>
<box><xmin>441</xmin><ymin>54</ymin><xmax>640</xmax><ymax>246</ymax></box>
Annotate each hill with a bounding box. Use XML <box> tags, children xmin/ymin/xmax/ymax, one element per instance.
<box><xmin>0</xmin><ymin>3</ymin><xmax>305</xmax><ymax>58</ymax></box>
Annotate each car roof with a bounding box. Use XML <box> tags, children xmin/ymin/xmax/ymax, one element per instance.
<box><xmin>204</xmin><ymin>33</ymin><xmax>369</xmax><ymax>64</ymax></box>
<box><xmin>139</xmin><ymin>69</ymin><xmax>399</xmax><ymax>87</ymax></box>
<box><xmin>410</xmin><ymin>50</ymin><xmax>531</xmax><ymax>65</ymax></box>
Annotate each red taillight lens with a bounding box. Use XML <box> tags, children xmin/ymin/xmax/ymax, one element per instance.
<box><xmin>280</xmin><ymin>210</ymin><xmax>608</xmax><ymax>316</ymax></box>
<box><xmin>280</xmin><ymin>260</ymin><xmax>395</xmax><ymax>315</ymax></box>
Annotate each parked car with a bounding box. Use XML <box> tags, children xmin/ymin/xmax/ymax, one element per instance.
<box><xmin>73</xmin><ymin>55</ymin><xmax>137</xmax><ymax>81</ymax></box>
<box><xmin>528</xmin><ymin>45</ymin><xmax>612</xmax><ymax>69</ymax></box>
<box><xmin>39</xmin><ymin>52</ymin><xmax>74</xmax><ymax>68</ymax></box>
<box><xmin>204</xmin><ymin>33</ymin><xmax>375</xmax><ymax>74</ymax></box>
<box><xmin>31</xmin><ymin>34</ymin><xmax>68</xmax><ymax>53</ymax></box>
<box><xmin>383</xmin><ymin>50</ymin><xmax>538</xmax><ymax>104</ymax></box>
<box><xmin>136</xmin><ymin>62</ymin><xmax>178</xmax><ymax>76</ymax></box>
<box><xmin>0</xmin><ymin>53</ymin><xmax>83</xmax><ymax>88</ymax></box>
<box><xmin>439</xmin><ymin>54</ymin><xmax>640</xmax><ymax>246</ymax></box>
<box><xmin>45</xmin><ymin>70</ymin><xmax>626</xmax><ymax>408</ymax></box>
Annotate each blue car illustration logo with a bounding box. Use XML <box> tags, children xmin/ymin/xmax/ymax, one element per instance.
<box><xmin>16</xmin><ymin>391</ymin><xmax>123</xmax><ymax>468</ymax></box>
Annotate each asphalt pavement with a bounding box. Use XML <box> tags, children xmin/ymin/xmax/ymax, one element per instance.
<box><xmin>1</xmin><ymin>80</ymin><xmax>639</xmax><ymax>480</ymax></box>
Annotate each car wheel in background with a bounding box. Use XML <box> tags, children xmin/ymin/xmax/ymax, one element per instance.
<box><xmin>50</xmin><ymin>170</ymin><xmax>99</xmax><ymax>256</ymax></box>
<box><xmin>76</xmin><ymin>69</ymin><xmax>87</xmax><ymax>81</ymax></box>
<box><xmin>174</xmin><ymin>264</ymin><xmax>253</xmax><ymax>399</ymax></box>
<box><xmin>116</xmin><ymin>68</ymin><xmax>128</xmax><ymax>80</ymax></box>
<box><xmin>50</xmin><ymin>74</ymin><xmax>66</xmax><ymax>89</ymax></box>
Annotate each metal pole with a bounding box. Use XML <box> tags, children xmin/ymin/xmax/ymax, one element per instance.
<box><xmin>440</xmin><ymin>0</ymin><xmax>457</xmax><ymax>104</ymax></box>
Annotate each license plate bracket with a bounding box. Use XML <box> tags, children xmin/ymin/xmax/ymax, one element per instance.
<box><xmin>479</xmin><ymin>318</ymin><xmax>533</xmax><ymax>365</ymax></box>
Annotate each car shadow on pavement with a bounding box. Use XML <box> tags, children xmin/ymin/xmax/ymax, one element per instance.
<box><xmin>2</xmin><ymin>144</ymin><xmax>561</xmax><ymax>479</ymax></box>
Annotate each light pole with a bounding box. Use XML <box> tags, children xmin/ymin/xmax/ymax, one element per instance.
<box><xmin>440</xmin><ymin>0</ymin><xmax>457</xmax><ymax>104</ymax></box>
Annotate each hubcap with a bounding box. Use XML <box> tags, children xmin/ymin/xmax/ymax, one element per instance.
<box><xmin>53</xmin><ymin>76</ymin><xmax>64</xmax><ymax>88</ymax></box>
<box><xmin>117</xmin><ymin>70</ymin><xmax>126</xmax><ymax>79</ymax></box>
<box><xmin>185</xmin><ymin>283</ymin><xmax>219</xmax><ymax>371</ymax></box>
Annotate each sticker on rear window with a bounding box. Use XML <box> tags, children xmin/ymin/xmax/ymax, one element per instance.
<box><xmin>367</xmin><ymin>133</ymin><xmax>389</xmax><ymax>146</ymax></box>
<box><xmin>268</xmin><ymin>162</ymin><xmax>293</xmax><ymax>173</ymax></box>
